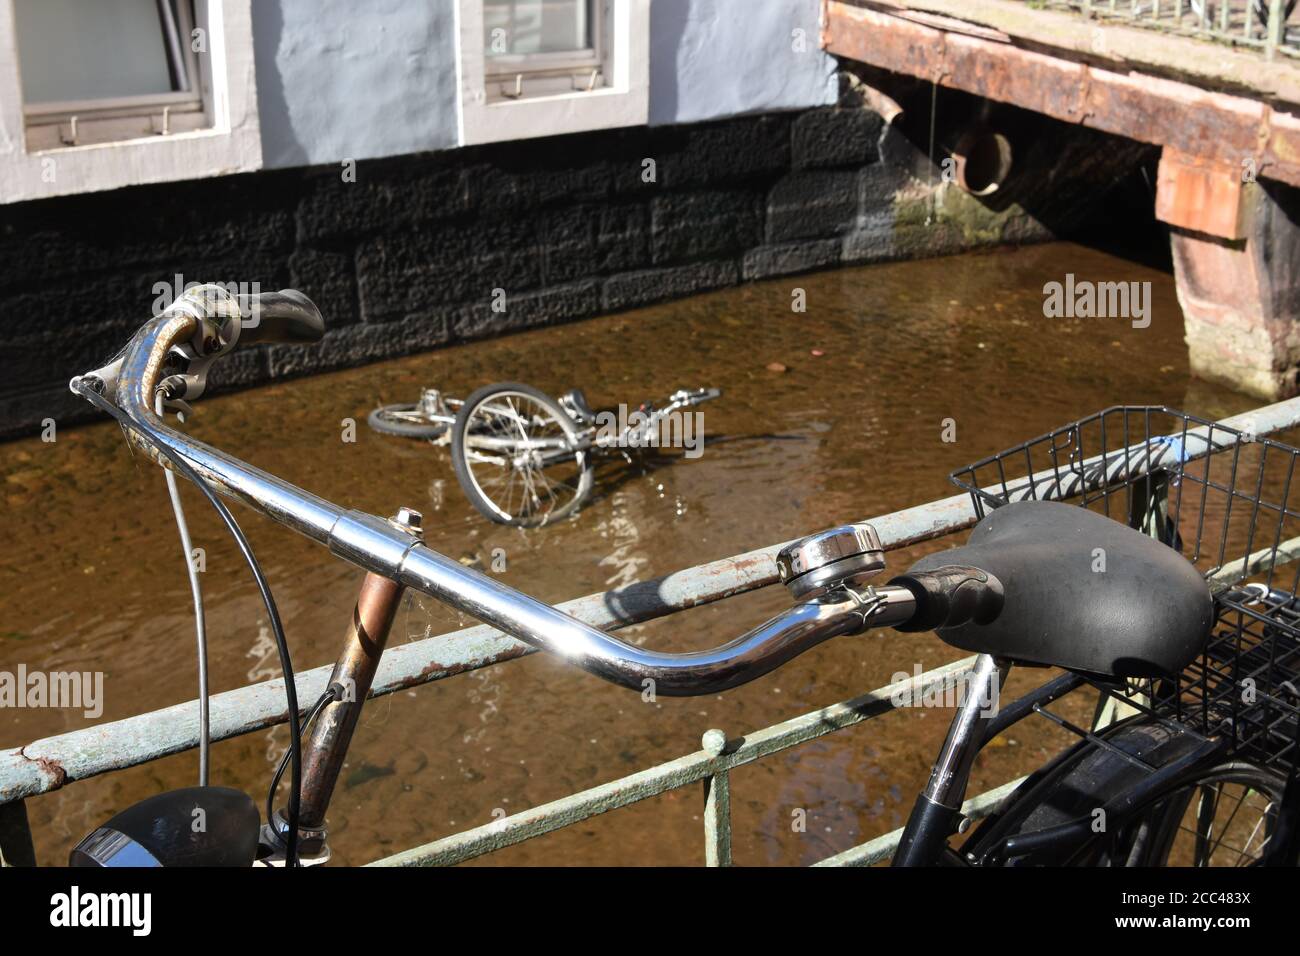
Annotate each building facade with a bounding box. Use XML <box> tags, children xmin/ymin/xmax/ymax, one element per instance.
<box><xmin>0</xmin><ymin>1</ymin><xmax>1143</xmax><ymax>435</ymax></box>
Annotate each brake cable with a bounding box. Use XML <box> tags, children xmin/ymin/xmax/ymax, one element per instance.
<box><xmin>266</xmin><ymin>683</ymin><xmax>342</xmax><ymax>841</ymax></box>
<box><xmin>155</xmin><ymin>392</ymin><xmax>211</xmax><ymax>787</ymax></box>
<box><xmin>72</xmin><ymin>378</ymin><xmax>305</xmax><ymax>868</ymax></box>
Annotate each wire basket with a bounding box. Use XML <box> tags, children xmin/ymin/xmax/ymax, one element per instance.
<box><xmin>950</xmin><ymin>406</ymin><xmax>1300</xmax><ymax>777</ymax></box>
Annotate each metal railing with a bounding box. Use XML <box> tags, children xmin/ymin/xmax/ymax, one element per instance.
<box><xmin>1021</xmin><ymin>0</ymin><xmax>1299</xmax><ymax>60</ymax></box>
<box><xmin>370</xmin><ymin>657</ymin><xmax>999</xmax><ymax>867</ymax></box>
<box><xmin>5</xmin><ymin>396</ymin><xmax>1300</xmax><ymax>866</ymax></box>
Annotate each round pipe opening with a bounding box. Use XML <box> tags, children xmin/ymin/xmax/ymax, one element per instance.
<box><xmin>952</xmin><ymin>132</ymin><xmax>1013</xmax><ymax>197</ymax></box>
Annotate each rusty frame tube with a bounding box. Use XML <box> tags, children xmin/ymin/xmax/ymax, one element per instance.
<box><xmin>296</xmin><ymin>573</ymin><xmax>405</xmax><ymax>832</ymax></box>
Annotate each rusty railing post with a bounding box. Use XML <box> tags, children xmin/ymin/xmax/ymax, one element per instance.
<box><xmin>701</xmin><ymin>728</ymin><xmax>732</xmax><ymax>867</ymax></box>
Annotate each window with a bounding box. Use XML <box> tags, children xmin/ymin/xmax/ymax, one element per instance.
<box><xmin>482</xmin><ymin>0</ymin><xmax>606</xmax><ymax>101</ymax></box>
<box><xmin>0</xmin><ymin>0</ymin><xmax>261</xmax><ymax>205</ymax></box>
<box><xmin>456</xmin><ymin>0</ymin><xmax>649</xmax><ymax>145</ymax></box>
<box><xmin>14</xmin><ymin>0</ymin><xmax>209</xmax><ymax>150</ymax></box>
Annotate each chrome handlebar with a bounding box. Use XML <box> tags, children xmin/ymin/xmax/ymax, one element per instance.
<box><xmin>71</xmin><ymin>286</ymin><xmax>918</xmax><ymax>696</ymax></box>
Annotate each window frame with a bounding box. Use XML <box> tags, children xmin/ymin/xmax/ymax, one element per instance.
<box><xmin>15</xmin><ymin>0</ymin><xmax>209</xmax><ymax>149</ymax></box>
<box><xmin>455</xmin><ymin>0</ymin><xmax>649</xmax><ymax>146</ymax></box>
<box><xmin>0</xmin><ymin>0</ymin><xmax>262</xmax><ymax>205</ymax></box>
<box><xmin>482</xmin><ymin>0</ymin><xmax>607</xmax><ymax>101</ymax></box>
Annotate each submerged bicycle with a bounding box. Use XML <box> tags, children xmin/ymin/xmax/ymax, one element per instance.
<box><xmin>65</xmin><ymin>286</ymin><xmax>1300</xmax><ymax>867</ymax></box>
<box><xmin>369</xmin><ymin>382</ymin><xmax>721</xmax><ymax>526</ymax></box>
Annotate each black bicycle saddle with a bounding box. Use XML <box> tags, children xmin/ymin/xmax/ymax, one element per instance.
<box><xmin>901</xmin><ymin>500</ymin><xmax>1213</xmax><ymax>678</ymax></box>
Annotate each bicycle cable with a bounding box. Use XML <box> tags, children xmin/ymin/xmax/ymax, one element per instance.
<box><xmin>265</xmin><ymin>684</ymin><xmax>341</xmax><ymax>846</ymax></box>
<box><xmin>155</xmin><ymin>392</ymin><xmax>210</xmax><ymax>787</ymax></box>
<box><xmin>72</xmin><ymin>379</ymin><xmax>304</xmax><ymax>868</ymax></box>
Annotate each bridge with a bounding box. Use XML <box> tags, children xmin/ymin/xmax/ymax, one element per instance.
<box><xmin>823</xmin><ymin>0</ymin><xmax>1300</xmax><ymax>399</ymax></box>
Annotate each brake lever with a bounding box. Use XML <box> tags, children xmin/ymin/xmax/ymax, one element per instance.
<box><xmin>153</xmin><ymin>299</ymin><xmax>241</xmax><ymax>411</ymax></box>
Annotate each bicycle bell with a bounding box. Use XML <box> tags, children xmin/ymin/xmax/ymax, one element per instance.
<box><xmin>775</xmin><ymin>523</ymin><xmax>886</xmax><ymax>600</ymax></box>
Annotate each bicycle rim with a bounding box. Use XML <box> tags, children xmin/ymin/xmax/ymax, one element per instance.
<box><xmin>457</xmin><ymin>389</ymin><xmax>589</xmax><ymax>526</ymax></box>
<box><xmin>368</xmin><ymin>403</ymin><xmax>448</xmax><ymax>439</ymax></box>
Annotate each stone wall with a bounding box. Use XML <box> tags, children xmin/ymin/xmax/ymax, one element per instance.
<box><xmin>0</xmin><ymin>101</ymin><xmax>1151</xmax><ymax>438</ymax></box>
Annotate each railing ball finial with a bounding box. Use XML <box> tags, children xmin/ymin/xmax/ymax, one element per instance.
<box><xmin>702</xmin><ymin>728</ymin><xmax>727</xmax><ymax>757</ymax></box>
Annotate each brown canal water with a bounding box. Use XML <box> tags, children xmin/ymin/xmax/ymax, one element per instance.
<box><xmin>0</xmin><ymin>241</ymin><xmax>1264</xmax><ymax>866</ymax></box>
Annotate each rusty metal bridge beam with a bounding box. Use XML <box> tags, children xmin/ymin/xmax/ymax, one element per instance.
<box><xmin>841</xmin><ymin>0</ymin><xmax>1300</xmax><ymax>102</ymax></box>
<box><xmin>823</xmin><ymin>1</ymin><xmax>1300</xmax><ymax>191</ymax></box>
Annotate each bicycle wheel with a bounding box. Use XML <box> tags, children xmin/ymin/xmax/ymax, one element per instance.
<box><xmin>368</xmin><ymin>403</ymin><xmax>448</xmax><ymax>440</ymax></box>
<box><xmin>1117</xmin><ymin>763</ymin><xmax>1289</xmax><ymax>866</ymax></box>
<box><xmin>451</xmin><ymin>382</ymin><xmax>594</xmax><ymax>527</ymax></box>
<box><xmin>966</xmin><ymin>719</ymin><xmax>1292</xmax><ymax>866</ymax></box>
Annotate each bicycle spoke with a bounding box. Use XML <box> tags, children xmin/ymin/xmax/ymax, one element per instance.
<box><xmin>1174</xmin><ymin>820</ymin><xmax>1263</xmax><ymax>864</ymax></box>
<box><xmin>1192</xmin><ymin>783</ymin><xmax>1221</xmax><ymax>866</ymax></box>
<box><xmin>1169</xmin><ymin>783</ymin><xmax>1277</xmax><ymax>866</ymax></box>
<box><xmin>1206</xmin><ymin>783</ymin><xmax>1247</xmax><ymax>861</ymax></box>
<box><xmin>1236</xmin><ymin>802</ymin><xmax>1276</xmax><ymax>866</ymax></box>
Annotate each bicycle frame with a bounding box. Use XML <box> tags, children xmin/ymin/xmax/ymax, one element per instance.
<box><xmin>889</xmin><ymin>661</ymin><xmax>1254</xmax><ymax>867</ymax></box>
<box><xmin>892</xmin><ymin>654</ymin><xmax>1009</xmax><ymax>865</ymax></box>
<box><xmin>468</xmin><ymin>386</ymin><xmax>720</xmax><ymax>463</ymax></box>
<box><xmin>284</xmin><ymin>566</ymin><xmax>1238</xmax><ymax>866</ymax></box>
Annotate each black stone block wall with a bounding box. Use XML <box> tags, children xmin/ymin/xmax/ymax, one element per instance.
<box><xmin>0</xmin><ymin>103</ymin><xmax>1130</xmax><ymax>438</ymax></box>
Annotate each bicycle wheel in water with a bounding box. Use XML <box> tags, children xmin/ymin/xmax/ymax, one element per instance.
<box><xmin>368</xmin><ymin>403</ymin><xmax>449</xmax><ymax>440</ymax></box>
<box><xmin>966</xmin><ymin>719</ymin><xmax>1292</xmax><ymax>866</ymax></box>
<box><xmin>451</xmin><ymin>382</ymin><xmax>594</xmax><ymax>527</ymax></box>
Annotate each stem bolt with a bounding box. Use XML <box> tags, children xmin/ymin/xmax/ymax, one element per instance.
<box><xmin>392</xmin><ymin>507</ymin><xmax>424</xmax><ymax>537</ymax></box>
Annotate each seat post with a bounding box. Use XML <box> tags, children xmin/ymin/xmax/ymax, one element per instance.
<box><xmin>893</xmin><ymin>654</ymin><xmax>1010</xmax><ymax>866</ymax></box>
<box><xmin>924</xmin><ymin>654</ymin><xmax>1011</xmax><ymax>809</ymax></box>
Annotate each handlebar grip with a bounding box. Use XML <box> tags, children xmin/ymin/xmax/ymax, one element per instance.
<box><xmin>233</xmin><ymin>290</ymin><xmax>325</xmax><ymax>346</ymax></box>
<box><xmin>889</xmin><ymin>565</ymin><xmax>1004</xmax><ymax>633</ymax></box>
